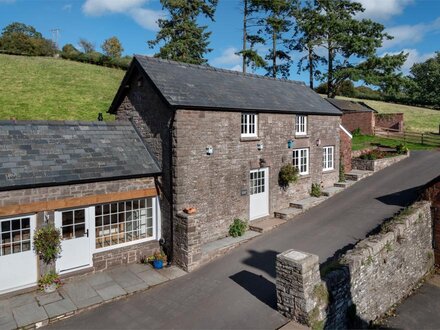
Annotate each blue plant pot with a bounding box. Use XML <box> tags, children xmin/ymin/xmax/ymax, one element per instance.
<box><xmin>153</xmin><ymin>260</ymin><xmax>163</xmax><ymax>269</ymax></box>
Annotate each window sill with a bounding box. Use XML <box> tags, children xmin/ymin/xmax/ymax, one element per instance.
<box><xmin>322</xmin><ymin>169</ymin><xmax>336</xmax><ymax>174</ymax></box>
<box><xmin>294</xmin><ymin>134</ymin><xmax>310</xmax><ymax>139</ymax></box>
<box><xmin>298</xmin><ymin>174</ymin><xmax>311</xmax><ymax>179</ymax></box>
<box><xmin>240</xmin><ymin>137</ymin><xmax>261</xmax><ymax>142</ymax></box>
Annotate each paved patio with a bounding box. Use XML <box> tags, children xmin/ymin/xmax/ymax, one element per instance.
<box><xmin>0</xmin><ymin>263</ymin><xmax>186</xmax><ymax>329</ymax></box>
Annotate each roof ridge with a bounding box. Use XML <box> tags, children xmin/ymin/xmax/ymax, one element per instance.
<box><xmin>134</xmin><ymin>54</ymin><xmax>306</xmax><ymax>86</ymax></box>
<box><xmin>0</xmin><ymin>120</ymin><xmax>131</xmax><ymax>126</ymax></box>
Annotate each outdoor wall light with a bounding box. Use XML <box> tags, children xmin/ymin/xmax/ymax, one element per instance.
<box><xmin>287</xmin><ymin>139</ymin><xmax>294</xmax><ymax>149</ymax></box>
<box><xmin>206</xmin><ymin>146</ymin><xmax>214</xmax><ymax>155</ymax></box>
<box><xmin>257</xmin><ymin>143</ymin><xmax>264</xmax><ymax>151</ymax></box>
<box><xmin>316</xmin><ymin>139</ymin><xmax>321</xmax><ymax>146</ymax></box>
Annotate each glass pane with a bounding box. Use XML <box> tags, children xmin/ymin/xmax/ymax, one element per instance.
<box><xmin>11</xmin><ymin>219</ymin><xmax>20</xmax><ymax>231</ymax></box>
<box><xmin>75</xmin><ymin>209</ymin><xmax>85</xmax><ymax>224</ymax></box>
<box><xmin>104</xmin><ymin>236</ymin><xmax>111</xmax><ymax>247</ymax></box>
<box><xmin>133</xmin><ymin>200</ymin><xmax>139</xmax><ymax>209</ymax></box>
<box><xmin>62</xmin><ymin>211</ymin><xmax>73</xmax><ymax>226</ymax></box>
<box><xmin>95</xmin><ymin>205</ymin><xmax>102</xmax><ymax>216</ymax></box>
<box><xmin>1</xmin><ymin>221</ymin><xmax>10</xmax><ymax>232</ymax></box>
<box><xmin>111</xmin><ymin>214</ymin><xmax>118</xmax><ymax>224</ymax></box>
<box><xmin>147</xmin><ymin>208</ymin><xmax>152</xmax><ymax>218</ymax></box>
<box><xmin>118</xmin><ymin>213</ymin><xmax>125</xmax><ymax>223</ymax></box>
<box><xmin>21</xmin><ymin>218</ymin><xmax>30</xmax><ymax>229</ymax></box>
<box><xmin>103</xmin><ymin>204</ymin><xmax>110</xmax><ymax>215</ymax></box>
<box><xmin>12</xmin><ymin>231</ymin><xmax>21</xmax><ymax>242</ymax></box>
<box><xmin>96</xmin><ymin>228</ymin><xmax>102</xmax><ymax>238</ymax></box>
<box><xmin>22</xmin><ymin>229</ymin><xmax>30</xmax><ymax>241</ymax></box>
<box><xmin>147</xmin><ymin>228</ymin><xmax>153</xmax><ymax>237</ymax></box>
<box><xmin>147</xmin><ymin>217</ymin><xmax>153</xmax><ymax>227</ymax></box>
<box><xmin>103</xmin><ymin>215</ymin><xmax>110</xmax><ymax>225</ymax></box>
<box><xmin>75</xmin><ymin>223</ymin><xmax>85</xmax><ymax>238</ymax></box>
<box><xmin>13</xmin><ymin>243</ymin><xmax>21</xmax><ymax>254</ymax></box>
<box><xmin>96</xmin><ymin>237</ymin><xmax>103</xmax><ymax>249</ymax></box>
<box><xmin>2</xmin><ymin>244</ymin><xmax>11</xmax><ymax>255</ymax></box>
<box><xmin>125</xmin><ymin>201</ymin><xmax>132</xmax><ymax>211</ymax></box>
<box><xmin>22</xmin><ymin>241</ymin><xmax>30</xmax><ymax>252</ymax></box>
<box><xmin>140</xmin><ymin>199</ymin><xmax>145</xmax><ymax>209</ymax></box>
<box><xmin>62</xmin><ymin>226</ymin><xmax>74</xmax><ymax>240</ymax></box>
<box><xmin>2</xmin><ymin>232</ymin><xmax>11</xmax><ymax>243</ymax></box>
<box><xmin>111</xmin><ymin>203</ymin><xmax>118</xmax><ymax>213</ymax></box>
<box><xmin>118</xmin><ymin>202</ymin><xmax>125</xmax><ymax>212</ymax></box>
<box><xmin>96</xmin><ymin>216</ymin><xmax>102</xmax><ymax>227</ymax></box>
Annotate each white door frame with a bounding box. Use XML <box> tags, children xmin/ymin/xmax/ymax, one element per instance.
<box><xmin>249</xmin><ymin>167</ymin><xmax>270</xmax><ymax>221</ymax></box>
<box><xmin>55</xmin><ymin>207</ymin><xmax>93</xmax><ymax>274</ymax></box>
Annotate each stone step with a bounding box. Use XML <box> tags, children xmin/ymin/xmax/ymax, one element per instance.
<box><xmin>274</xmin><ymin>207</ymin><xmax>303</xmax><ymax>220</ymax></box>
<box><xmin>321</xmin><ymin>186</ymin><xmax>344</xmax><ymax>197</ymax></box>
<box><xmin>249</xmin><ymin>217</ymin><xmax>286</xmax><ymax>233</ymax></box>
<box><xmin>334</xmin><ymin>180</ymin><xmax>357</xmax><ymax>188</ymax></box>
<box><xmin>345</xmin><ymin>170</ymin><xmax>374</xmax><ymax>181</ymax></box>
<box><xmin>289</xmin><ymin>196</ymin><xmax>328</xmax><ymax>210</ymax></box>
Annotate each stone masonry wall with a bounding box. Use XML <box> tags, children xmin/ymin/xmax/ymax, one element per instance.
<box><xmin>352</xmin><ymin>152</ymin><xmax>409</xmax><ymax>172</ymax></box>
<box><xmin>115</xmin><ymin>68</ymin><xmax>174</xmax><ymax>256</ymax></box>
<box><xmin>173</xmin><ymin>110</ymin><xmax>340</xmax><ymax>245</ymax></box>
<box><xmin>276</xmin><ymin>201</ymin><xmax>434</xmax><ymax>329</ymax></box>
<box><xmin>340</xmin><ymin>129</ymin><xmax>352</xmax><ymax>173</ymax></box>
<box><xmin>422</xmin><ymin>176</ymin><xmax>440</xmax><ymax>265</ymax></box>
<box><xmin>375</xmin><ymin>113</ymin><xmax>404</xmax><ymax>131</ymax></box>
<box><xmin>341</xmin><ymin>111</ymin><xmax>374</xmax><ymax>135</ymax></box>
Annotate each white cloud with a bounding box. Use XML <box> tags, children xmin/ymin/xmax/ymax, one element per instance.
<box><xmin>382</xmin><ymin>48</ymin><xmax>435</xmax><ymax>73</ymax></box>
<box><xmin>82</xmin><ymin>0</ymin><xmax>163</xmax><ymax>31</ymax></box>
<box><xmin>211</xmin><ymin>47</ymin><xmax>241</xmax><ymax>66</ymax></box>
<box><xmin>230</xmin><ymin>64</ymin><xmax>242</xmax><ymax>72</ymax></box>
<box><xmin>383</xmin><ymin>17</ymin><xmax>440</xmax><ymax>49</ymax></box>
<box><xmin>356</xmin><ymin>0</ymin><xmax>413</xmax><ymax>20</ymax></box>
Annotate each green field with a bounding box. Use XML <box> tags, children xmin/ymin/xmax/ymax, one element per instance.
<box><xmin>335</xmin><ymin>96</ymin><xmax>440</xmax><ymax>133</ymax></box>
<box><xmin>0</xmin><ymin>54</ymin><xmax>124</xmax><ymax>121</ymax></box>
<box><xmin>352</xmin><ymin>134</ymin><xmax>436</xmax><ymax>151</ymax></box>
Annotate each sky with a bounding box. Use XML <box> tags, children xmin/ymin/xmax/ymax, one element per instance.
<box><xmin>0</xmin><ymin>0</ymin><xmax>439</xmax><ymax>84</ymax></box>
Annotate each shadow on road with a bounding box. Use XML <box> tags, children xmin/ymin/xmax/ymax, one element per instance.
<box><xmin>376</xmin><ymin>184</ymin><xmax>424</xmax><ymax>207</ymax></box>
<box><xmin>241</xmin><ymin>249</ymin><xmax>278</xmax><ymax>278</ymax></box>
<box><xmin>229</xmin><ymin>270</ymin><xmax>277</xmax><ymax>310</ymax></box>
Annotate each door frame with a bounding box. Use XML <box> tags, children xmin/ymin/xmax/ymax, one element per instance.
<box><xmin>54</xmin><ymin>206</ymin><xmax>93</xmax><ymax>274</ymax></box>
<box><xmin>249</xmin><ymin>167</ymin><xmax>270</xmax><ymax>221</ymax></box>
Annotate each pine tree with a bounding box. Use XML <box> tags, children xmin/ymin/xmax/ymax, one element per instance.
<box><xmin>148</xmin><ymin>0</ymin><xmax>218</xmax><ymax>65</ymax></box>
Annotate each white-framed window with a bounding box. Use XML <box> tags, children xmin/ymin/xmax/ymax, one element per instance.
<box><xmin>250</xmin><ymin>169</ymin><xmax>266</xmax><ymax>195</ymax></box>
<box><xmin>94</xmin><ymin>198</ymin><xmax>156</xmax><ymax>250</ymax></box>
<box><xmin>241</xmin><ymin>113</ymin><xmax>258</xmax><ymax>137</ymax></box>
<box><xmin>295</xmin><ymin>115</ymin><xmax>307</xmax><ymax>136</ymax></box>
<box><xmin>293</xmin><ymin>148</ymin><xmax>309</xmax><ymax>175</ymax></box>
<box><xmin>323</xmin><ymin>146</ymin><xmax>334</xmax><ymax>171</ymax></box>
<box><xmin>0</xmin><ymin>216</ymin><xmax>31</xmax><ymax>256</ymax></box>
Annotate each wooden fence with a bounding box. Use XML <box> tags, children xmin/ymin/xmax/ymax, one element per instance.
<box><xmin>374</xmin><ymin>127</ymin><xmax>440</xmax><ymax>147</ymax></box>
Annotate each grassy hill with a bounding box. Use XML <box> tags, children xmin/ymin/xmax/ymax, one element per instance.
<box><xmin>334</xmin><ymin>96</ymin><xmax>440</xmax><ymax>133</ymax></box>
<box><xmin>0</xmin><ymin>54</ymin><xmax>124</xmax><ymax>121</ymax></box>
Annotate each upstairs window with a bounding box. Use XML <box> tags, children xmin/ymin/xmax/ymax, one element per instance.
<box><xmin>241</xmin><ymin>113</ymin><xmax>258</xmax><ymax>138</ymax></box>
<box><xmin>295</xmin><ymin>115</ymin><xmax>307</xmax><ymax>136</ymax></box>
<box><xmin>323</xmin><ymin>146</ymin><xmax>334</xmax><ymax>171</ymax></box>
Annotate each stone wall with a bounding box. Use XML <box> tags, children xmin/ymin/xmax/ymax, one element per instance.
<box><xmin>173</xmin><ymin>110</ymin><xmax>340</xmax><ymax>246</ymax></box>
<box><xmin>115</xmin><ymin>68</ymin><xmax>174</xmax><ymax>256</ymax></box>
<box><xmin>276</xmin><ymin>201</ymin><xmax>434</xmax><ymax>329</ymax></box>
<box><xmin>352</xmin><ymin>152</ymin><xmax>409</xmax><ymax>172</ymax></box>
<box><xmin>375</xmin><ymin>113</ymin><xmax>404</xmax><ymax>131</ymax></box>
<box><xmin>173</xmin><ymin>212</ymin><xmax>202</xmax><ymax>271</ymax></box>
<box><xmin>422</xmin><ymin>176</ymin><xmax>440</xmax><ymax>265</ymax></box>
<box><xmin>341</xmin><ymin>111</ymin><xmax>374</xmax><ymax>135</ymax></box>
<box><xmin>340</xmin><ymin>128</ymin><xmax>352</xmax><ymax>173</ymax></box>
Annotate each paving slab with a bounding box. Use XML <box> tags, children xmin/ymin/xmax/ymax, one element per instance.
<box><xmin>94</xmin><ymin>282</ymin><xmax>126</xmax><ymax>301</ymax></box>
<box><xmin>274</xmin><ymin>207</ymin><xmax>303</xmax><ymax>220</ymax></box>
<box><xmin>8</xmin><ymin>292</ymin><xmax>36</xmax><ymax>308</ymax></box>
<box><xmin>136</xmin><ymin>269</ymin><xmax>169</xmax><ymax>287</ymax></box>
<box><xmin>123</xmin><ymin>282</ymin><xmax>150</xmax><ymax>294</ymax></box>
<box><xmin>322</xmin><ymin>186</ymin><xmax>344</xmax><ymax>197</ymax></box>
<box><xmin>127</xmin><ymin>263</ymin><xmax>149</xmax><ymax>274</ymax></box>
<box><xmin>0</xmin><ymin>300</ymin><xmax>16</xmax><ymax>330</ymax></box>
<box><xmin>290</xmin><ymin>196</ymin><xmax>328</xmax><ymax>210</ymax></box>
<box><xmin>345</xmin><ymin>170</ymin><xmax>374</xmax><ymax>181</ymax></box>
<box><xmin>61</xmin><ymin>280</ymin><xmax>103</xmax><ymax>309</ymax></box>
<box><xmin>202</xmin><ymin>231</ymin><xmax>261</xmax><ymax>255</ymax></box>
<box><xmin>12</xmin><ymin>301</ymin><xmax>47</xmax><ymax>328</ymax></box>
<box><xmin>108</xmin><ymin>267</ymin><xmax>146</xmax><ymax>289</ymax></box>
<box><xmin>44</xmin><ymin>297</ymin><xmax>76</xmax><ymax>319</ymax></box>
<box><xmin>86</xmin><ymin>272</ymin><xmax>114</xmax><ymax>289</ymax></box>
<box><xmin>334</xmin><ymin>180</ymin><xmax>356</xmax><ymax>188</ymax></box>
<box><xmin>36</xmin><ymin>291</ymin><xmax>63</xmax><ymax>306</ymax></box>
<box><xmin>249</xmin><ymin>217</ymin><xmax>286</xmax><ymax>233</ymax></box>
<box><xmin>157</xmin><ymin>266</ymin><xmax>187</xmax><ymax>280</ymax></box>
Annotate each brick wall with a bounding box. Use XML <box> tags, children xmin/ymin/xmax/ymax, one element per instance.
<box><xmin>340</xmin><ymin>129</ymin><xmax>352</xmax><ymax>173</ymax></box>
<box><xmin>173</xmin><ymin>110</ymin><xmax>340</xmax><ymax>245</ymax></box>
<box><xmin>341</xmin><ymin>111</ymin><xmax>374</xmax><ymax>135</ymax></box>
<box><xmin>115</xmin><ymin>68</ymin><xmax>174</xmax><ymax>254</ymax></box>
<box><xmin>375</xmin><ymin>113</ymin><xmax>404</xmax><ymax>131</ymax></box>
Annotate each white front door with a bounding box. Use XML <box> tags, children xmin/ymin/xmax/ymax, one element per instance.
<box><xmin>0</xmin><ymin>215</ymin><xmax>38</xmax><ymax>294</ymax></box>
<box><xmin>249</xmin><ymin>168</ymin><xmax>269</xmax><ymax>221</ymax></box>
<box><xmin>55</xmin><ymin>208</ymin><xmax>92</xmax><ymax>274</ymax></box>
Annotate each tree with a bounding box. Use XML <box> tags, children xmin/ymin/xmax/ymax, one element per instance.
<box><xmin>312</xmin><ymin>0</ymin><xmax>403</xmax><ymax>98</ymax></box>
<box><xmin>292</xmin><ymin>0</ymin><xmax>326</xmax><ymax>89</ymax></box>
<box><xmin>236</xmin><ymin>0</ymin><xmax>266</xmax><ymax>73</ymax></box>
<box><xmin>101</xmin><ymin>36</ymin><xmax>123</xmax><ymax>58</ymax></box>
<box><xmin>0</xmin><ymin>22</ymin><xmax>56</xmax><ymax>56</ymax></box>
<box><xmin>78</xmin><ymin>38</ymin><xmax>95</xmax><ymax>54</ymax></box>
<box><xmin>252</xmin><ymin>0</ymin><xmax>297</xmax><ymax>78</ymax></box>
<box><xmin>148</xmin><ymin>0</ymin><xmax>218</xmax><ymax>65</ymax></box>
<box><xmin>408</xmin><ymin>52</ymin><xmax>440</xmax><ymax>107</ymax></box>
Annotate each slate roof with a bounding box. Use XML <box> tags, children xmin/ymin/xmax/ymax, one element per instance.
<box><xmin>326</xmin><ymin>99</ymin><xmax>376</xmax><ymax>113</ymax></box>
<box><xmin>0</xmin><ymin>121</ymin><xmax>161</xmax><ymax>191</ymax></box>
<box><xmin>109</xmin><ymin>55</ymin><xmax>342</xmax><ymax>116</ymax></box>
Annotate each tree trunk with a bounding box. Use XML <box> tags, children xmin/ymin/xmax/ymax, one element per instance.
<box><xmin>308</xmin><ymin>47</ymin><xmax>314</xmax><ymax>89</ymax></box>
<box><xmin>242</xmin><ymin>0</ymin><xmax>247</xmax><ymax>74</ymax></box>
<box><xmin>327</xmin><ymin>41</ymin><xmax>334</xmax><ymax>98</ymax></box>
<box><xmin>272</xmin><ymin>30</ymin><xmax>277</xmax><ymax>78</ymax></box>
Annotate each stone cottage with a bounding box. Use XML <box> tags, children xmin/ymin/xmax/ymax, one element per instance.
<box><xmin>0</xmin><ymin>121</ymin><xmax>162</xmax><ymax>295</ymax></box>
<box><xmin>108</xmin><ymin>55</ymin><xmax>343</xmax><ymax>271</ymax></box>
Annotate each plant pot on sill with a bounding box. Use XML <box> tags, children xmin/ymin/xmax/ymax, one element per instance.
<box><xmin>153</xmin><ymin>259</ymin><xmax>163</xmax><ymax>269</ymax></box>
<box><xmin>43</xmin><ymin>283</ymin><xmax>57</xmax><ymax>293</ymax></box>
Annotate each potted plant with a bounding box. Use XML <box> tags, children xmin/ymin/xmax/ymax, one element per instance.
<box><xmin>152</xmin><ymin>250</ymin><xmax>167</xmax><ymax>269</ymax></box>
<box><xmin>38</xmin><ymin>271</ymin><xmax>61</xmax><ymax>293</ymax></box>
<box><xmin>33</xmin><ymin>225</ymin><xmax>62</xmax><ymax>293</ymax></box>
